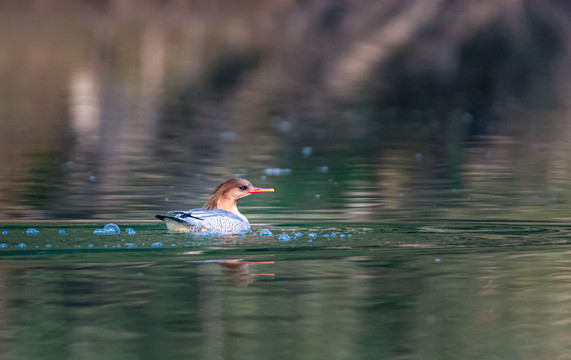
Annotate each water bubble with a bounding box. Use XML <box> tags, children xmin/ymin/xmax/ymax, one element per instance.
<box><xmin>462</xmin><ymin>112</ymin><xmax>473</xmax><ymax>124</ymax></box>
<box><xmin>278</xmin><ymin>234</ymin><xmax>291</xmax><ymax>241</ymax></box>
<box><xmin>302</xmin><ymin>146</ymin><xmax>313</xmax><ymax>156</ymax></box>
<box><xmin>151</xmin><ymin>242</ymin><xmax>163</xmax><ymax>247</ymax></box>
<box><xmin>125</xmin><ymin>243</ymin><xmax>135</xmax><ymax>248</ymax></box>
<box><xmin>319</xmin><ymin>166</ymin><xmax>329</xmax><ymax>173</ymax></box>
<box><xmin>315</xmin><ymin>194</ymin><xmax>320</xmax><ymax>199</ymax></box>
<box><xmin>88</xmin><ymin>244</ymin><xmax>94</xmax><ymax>248</ymax></box>
<box><xmin>170</xmin><ymin>244</ymin><xmax>176</xmax><ymax>247</ymax></box>
<box><xmin>414</xmin><ymin>152</ymin><xmax>423</xmax><ymax>161</ymax></box>
<box><xmin>45</xmin><ymin>244</ymin><xmax>52</xmax><ymax>248</ymax></box>
<box><xmin>103</xmin><ymin>223</ymin><xmax>121</xmax><ymax>234</ymax></box>
<box><xmin>308</xmin><ymin>233</ymin><xmax>317</xmax><ymax>238</ymax></box>
<box><xmin>26</xmin><ymin>228</ymin><xmax>39</xmax><ymax>235</ymax></box>
<box><xmin>259</xmin><ymin>229</ymin><xmax>273</xmax><ymax>236</ymax></box>
<box><xmin>340</xmin><ymin>234</ymin><xmax>346</xmax><ymax>237</ymax></box>
<box><xmin>330</xmin><ymin>233</ymin><xmax>337</xmax><ymax>237</ymax></box>
<box><xmin>294</xmin><ymin>232</ymin><xmax>303</xmax><ymax>237</ymax></box>
<box><xmin>0</xmin><ymin>243</ymin><xmax>7</xmax><ymax>248</ymax></box>
<box><xmin>347</xmin><ymin>234</ymin><xmax>352</xmax><ymax>237</ymax></box>
<box><xmin>125</xmin><ymin>228</ymin><xmax>136</xmax><ymax>235</ymax></box>
<box><xmin>200</xmin><ymin>233</ymin><xmax>209</xmax><ymax>237</ymax></box>
<box><xmin>1</xmin><ymin>231</ymin><xmax>7</xmax><ymax>235</ymax></box>
<box><xmin>58</xmin><ymin>230</ymin><xmax>67</xmax><ymax>235</ymax></box>
<box><xmin>263</xmin><ymin>168</ymin><xmax>291</xmax><ymax>176</ymax></box>
<box><xmin>93</xmin><ymin>229</ymin><xmax>110</xmax><ymax>235</ymax></box>
<box><xmin>434</xmin><ymin>258</ymin><xmax>442</xmax><ymax>263</ymax></box>
<box><xmin>15</xmin><ymin>243</ymin><xmax>27</xmax><ymax>249</ymax></box>
<box><xmin>219</xmin><ymin>131</ymin><xmax>237</xmax><ymax>142</ymax></box>
<box><xmin>322</xmin><ymin>234</ymin><xmax>330</xmax><ymax>238</ymax></box>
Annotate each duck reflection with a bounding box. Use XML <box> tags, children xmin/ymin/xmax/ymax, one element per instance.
<box><xmin>216</xmin><ymin>259</ymin><xmax>275</xmax><ymax>286</ymax></box>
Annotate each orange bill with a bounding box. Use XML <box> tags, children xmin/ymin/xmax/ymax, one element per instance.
<box><xmin>248</xmin><ymin>187</ymin><xmax>275</xmax><ymax>193</ymax></box>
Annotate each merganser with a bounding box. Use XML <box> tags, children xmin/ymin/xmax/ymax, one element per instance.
<box><xmin>155</xmin><ymin>178</ymin><xmax>274</xmax><ymax>233</ymax></box>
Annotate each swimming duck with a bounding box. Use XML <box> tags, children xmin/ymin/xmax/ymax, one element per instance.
<box><xmin>155</xmin><ymin>178</ymin><xmax>274</xmax><ymax>233</ymax></box>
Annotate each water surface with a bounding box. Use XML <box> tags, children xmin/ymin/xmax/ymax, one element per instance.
<box><xmin>0</xmin><ymin>222</ymin><xmax>570</xmax><ymax>360</ymax></box>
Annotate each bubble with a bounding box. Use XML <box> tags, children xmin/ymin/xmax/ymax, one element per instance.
<box><xmin>315</xmin><ymin>194</ymin><xmax>320</xmax><ymax>199</ymax></box>
<box><xmin>294</xmin><ymin>232</ymin><xmax>303</xmax><ymax>237</ymax></box>
<box><xmin>330</xmin><ymin>233</ymin><xmax>337</xmax><ymax>237</ymax></box>
<box><xmin>319</xmin><ymin>166</ymin><xmax>329</xmax><ymax>173</ymax></box>
<box><xmin>219</xmin><ymin>131</ymin><xmax>237</xmax><ymax>142</ymax></box>
<box><xmin>103</xmin><ymin>223</ymin><xmax>121</xmax><ymax>234</ymax></box>
<box><xmin>151</xmin><ymin>242</ymin><xmax>163</xmax><ymax>247</ymax></box>
<box><xmin>0</xmin><ymin>243</ymin><xmax>7</xmax><ymax>248</ymax></box>
<box><xmin>58</xmin><ymin>230</ymin><xmax>67</xmax><ymax>235</ymax></box>
<box><xmin>15</xmin><ymin>243</ymin><xmax>27</xmax><ymax>249</ymax></box>
<box><xmin>434</xmin><ymin>258</ymin><xmax>442</xmax><ymax>263</ymax></box>
<box><xmin>302</xmin><ymin>146</ymin><xmax>313</xmax><ymax>156</ymax></box>
<box><xmin>340</xmin><ymin>234</ymin><xmax>346</xmax><ymax>238</ymax></box>
<box><xmin>415</xmin><ymin>152</ymin><xmax>423</xmax><ymax>161</ymax></box>
<box><xmin>1</xmin><ymin>231</ymin><xmax>7</xmax><ymax>235</ymax></box>
<box><xmin>45</xmin><ymin>244</ymin><xmax>52</xmax><ymax>248</ymax></box>
<box><xmin>263</xmin><ymin>168</ymin><xmax>291</xmax><ymax>176</ymax></box>
<box><xmin>125</xmin><ymin>243</ymin><xmax>135</xmax><ymax>248</ymax></box>
<box><xmin>259</xmin><ymin>229</ymin><xmax>273</xmax><ymax>236</ymax></box>
<box><xmin>322</xmin><ymin>234</ymin><xmax>330</xmax><ymax>238</ymax></box>
<box><xmin>88</xmin><ymin>244</ymin><xmax>94</xmax><ymax>248</ymax></box>
<box><xmin>26</xmin><ymin>228</ymin><xmax>39</xmax><ymax>235</ymax></box>
<box><xmin>93</xmin><ymin>229</ymin><xmax>110</xmax><ymax>235</ymax></box>
<box><xmin>462</xmin><ymin>112</ymin><xmax>473</xmax><ymax>124</ymax></box>
<box><xmin>278</xmin><ymin>234</ymin><xmax>291</xmax><ymax>241</ymax></box>
<box><xmin>308</xmin><ymin>233</ymin><xmax>317</xmax><ymax>238</ymax></box>
<box><xmin>125</xmin><ymin>228</ymin><xmax>136</xmax><ymax>235</ymax></box>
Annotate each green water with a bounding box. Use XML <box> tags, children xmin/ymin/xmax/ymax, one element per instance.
<box><xmin>0</xmin><ymin>222</ymin><xmax>570</xmax><ymax>360</ymax></box>
<box><xmin>2</xmin><ymin>2</ymin><xmax>571</xmax><ymax>359</ymax></box>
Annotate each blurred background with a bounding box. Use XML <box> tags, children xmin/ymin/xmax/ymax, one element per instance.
<box><xmin>1</xmin><ymin>0</ymin><xmax>571</xmax><ymax>223</ymax></box>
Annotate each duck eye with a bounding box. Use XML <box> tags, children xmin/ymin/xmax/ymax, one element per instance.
<box><xmin>239</xmin><ymin>185</ymin><xmax>246</xmax><ymax>191</ymax></box>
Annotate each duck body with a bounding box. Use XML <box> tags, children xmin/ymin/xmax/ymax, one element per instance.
<box><xmin>156</xmin><ymin>178</ymin><xmax>274</xmax><ymax>234</ymax></box>
<box><xmin>156</xmin><ymin>208</ymin><xmax>250</xmax><ymax>233</ymax></box>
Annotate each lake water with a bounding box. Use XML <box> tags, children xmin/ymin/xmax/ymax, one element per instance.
<box><xmin>2</xmin><ymin>2</ymin><xmax>571</xmax><ymax>359</ymax></box>
<box><xmin>0</xmin><ymin>222</ymin><xmax>570</xmax><ymax>360</ymax></box>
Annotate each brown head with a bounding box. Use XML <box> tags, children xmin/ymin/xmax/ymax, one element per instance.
<box><xmin>203</xmin><ymin>178</ymin><xmax>274</xmax><ymax>213</ymax></box>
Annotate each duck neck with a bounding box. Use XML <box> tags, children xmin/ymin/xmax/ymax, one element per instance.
<box><xmin>216</xmin><ymin>196</ymin><xmax>240</xmax><ymax>215</ymax></box>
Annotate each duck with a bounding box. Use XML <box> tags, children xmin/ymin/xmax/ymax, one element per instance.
<box><xmin>155</xmin><ymin>178</ymin><xmax>274</xmax><ymax>233</ymax></box>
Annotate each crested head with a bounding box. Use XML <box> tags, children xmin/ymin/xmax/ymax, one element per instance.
<box><xmin>203</xmin><ymin>178</ymin><xmax>274</xmax><ymax>212</ymax></box>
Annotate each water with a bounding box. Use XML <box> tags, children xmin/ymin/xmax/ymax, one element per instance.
<box><xmin>2</xmin><ymin>2</ymin><xmax>571</xmax><ymax>359</ymax></box>
<box><xmin>0</xmin><ymin>222</ymin><xmax>569</xmax><ymax>359</ymax></box>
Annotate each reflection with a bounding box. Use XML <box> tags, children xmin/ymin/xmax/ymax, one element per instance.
<box><xmin>194</xmin><ymin>259</ymin><xmax>275</xmax><ymax>286</ymax></box>
<box><xmin>1</xmin><ymin>1</ymin><xmax>571</xmax><ymax>222</ymax></box>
